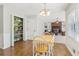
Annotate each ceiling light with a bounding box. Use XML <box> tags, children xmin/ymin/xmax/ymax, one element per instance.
<box><xmin>40</xmin><ymin>3</ymin><xmax>50</xmax><ymax>16</ymax></box>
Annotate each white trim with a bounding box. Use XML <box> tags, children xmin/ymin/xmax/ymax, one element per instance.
<box><xmin>65</xmin><ymin>44</ymin><xmax>75</xmax><ymax>56</ymax></box>
<box><xmin>11</xmin><ymin>14</ymin><xmax>14</xmax><ymax>46</ymax></box>
<box><xmin>55</xmin><ymin>40</ymin><xmax>75</xmax><ymax>56</ymax></box>
<box><xmin>63</xmin><ymin>36</ymin><xmax>76</xmax><ymax>56</ymax></box>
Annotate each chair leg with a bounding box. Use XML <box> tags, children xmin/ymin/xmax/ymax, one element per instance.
<box><xmin>49</xmin><ymin>45</ymin><xmax>50</xmax><ymax>56</ymax></box>
<box><xmin>51</xmin><ymin>53</ymin><xmax>53</xmax><ymax>56</ymax></box>
<box><xmin>43</xmin><ymin>53</ymin><xmax>45</xmax><ymax>56</ymax></box>
<box><xmin>50</xmin><ymin>46</ymin><xmax>53</xmax><ymax>56</ymax></box>
<box><xmin>35</xmin><ymin>53</ymin><xmax>37</xmax><ymax>56</ymax></box>
<box><xmin>33</xmin><ymin>43</ymin><xmax>34</xmax><ymax>56</ymax></box>
<box><xmin>45</xmin><ymin>52</ymin><xmax>48</xmax><ymax>56</ymax></box>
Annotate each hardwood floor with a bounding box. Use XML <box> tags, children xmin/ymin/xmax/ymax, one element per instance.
<box><xmin>0</xmin><ymin>40</ymin><xmax>72</xmax><ymax>56</ymax></box>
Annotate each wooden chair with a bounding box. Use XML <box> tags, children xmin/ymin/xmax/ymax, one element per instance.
<box><xmin>33</xmin><ymin>36</ymin><xmax>53</xmax><ymax>56</ymax></box>
<box><xmin>41</xmin><ymin>35</ymin><xmax>54</xmax><ymax>56</ymax></box>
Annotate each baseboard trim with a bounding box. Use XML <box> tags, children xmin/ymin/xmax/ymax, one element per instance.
<box><xmin>65</xmin><ymin>44</ymin><xmax>75</xmax><ymax>56</ymax></box>
<box><xmin>55</xmin><ymin>41</ymin><xmax>75</xmax><ymax>56</ymax></box>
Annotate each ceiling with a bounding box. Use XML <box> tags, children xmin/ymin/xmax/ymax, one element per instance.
<box><xmin>0</xmin><ymin>3</ymin><xmax>70</xmax><ymax>15</ymax></box>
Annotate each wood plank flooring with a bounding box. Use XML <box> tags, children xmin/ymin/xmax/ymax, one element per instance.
<box><xmin>0</xmin><ymin>40</ymin><xmax>72</xmax><ymax>56</ymax></box>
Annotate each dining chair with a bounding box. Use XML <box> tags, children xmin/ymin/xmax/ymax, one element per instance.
<box><xmin>33</xmin><ymin>37</ymin><xmax>51</xmax><ymax>56</ymax></box>
<box><xmin>41</xmin><ymin>34</ymin><xmax>54</xmax><ymax>56</ymax></box>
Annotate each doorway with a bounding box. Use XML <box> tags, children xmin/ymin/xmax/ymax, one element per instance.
<box><xmin>11</xmin><ymin>16</ymin><xmax>24</xmax><ymax>46</ymax></box>
<box><xmin>14</xmin><ymin>16</ymin><xmax>23</xmax><ymax>42</ymax></box>
<box><xmin>51</xmin><ymin>20</ymin><xmax>62</xmax><ymax>35</ymax></box>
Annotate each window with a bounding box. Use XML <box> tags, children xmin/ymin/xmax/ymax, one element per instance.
<box><xmin>67</xmin><ymin>10</ymin><xmax>76</xmax><ymax>39</ymax></box>
<box><xmin>75</xmin><ymin>9</ymin><xmax>79</xmax><ymax>42</ymax></box>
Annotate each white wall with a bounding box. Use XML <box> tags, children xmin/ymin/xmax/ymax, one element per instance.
<box><xmin>66</xmin><ymin>4</ymin><xmax>79</xmax><ymax>55</ymax></box>
<box><xmin>26</xmin><ymin>15</ymin><xmax>37</xmax><ymax>39</ymax></box>
<box><xmin>0</xmin><ymin>5</ymin><xmax>3</xmax><ymax>49</ymax></box>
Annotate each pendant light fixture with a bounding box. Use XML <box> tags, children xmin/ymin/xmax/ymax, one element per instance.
<box><xmin>40</xmin><ymin>3</ymin><xmax>50</xmax><ymax>16</ymax></box>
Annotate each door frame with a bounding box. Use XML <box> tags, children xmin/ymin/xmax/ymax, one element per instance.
<box><xmin>11</xmin><ymin>14</ymin><xmax>25</xmax><ymax>46</ymax></box>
